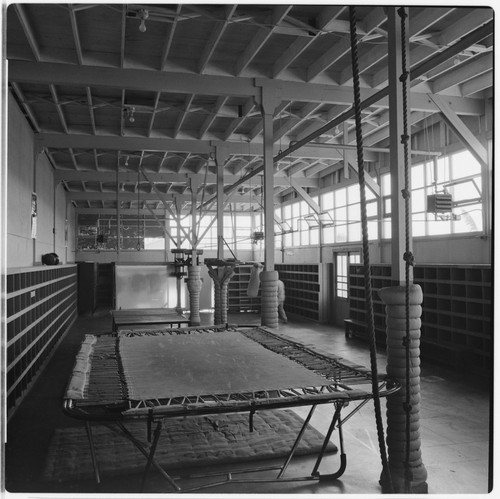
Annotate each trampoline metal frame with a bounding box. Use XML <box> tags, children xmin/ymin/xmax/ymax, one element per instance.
<box><xmin>63</xmin><ymin>325</ymin><xmax>400</xmax><ymax>492</ymax></box>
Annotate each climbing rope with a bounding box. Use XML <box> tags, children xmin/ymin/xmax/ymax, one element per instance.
<box><xmin>348</xmin><ymin>6</ymin><xmax>393</xmax><ymax>493</ymax></box>
<box><xmin>397</xmin><ymin>6</ymin><xmax>415</xmax><ymax>492</ymax></box>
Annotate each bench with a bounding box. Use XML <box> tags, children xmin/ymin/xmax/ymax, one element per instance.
<box><xmin>111</xmin><ymin>308</ymin><xmax>190</xmax><ymax>332</ymax></box>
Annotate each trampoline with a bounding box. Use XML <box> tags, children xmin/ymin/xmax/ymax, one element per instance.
<box><xmin>64</xmin><ymin>325</ymin><xmax>400</xmax><ymax>491</ymax></box>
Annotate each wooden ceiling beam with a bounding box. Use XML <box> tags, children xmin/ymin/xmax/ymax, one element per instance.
<box><xmin>53</xmin><ymin>170</ymin><xmax>319</xmax><ymax>188</ymax></box>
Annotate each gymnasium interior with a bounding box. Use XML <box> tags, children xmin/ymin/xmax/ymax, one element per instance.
<box><xmin>2</xmin><ymin>3</ymin><xmax>494</xmax><ymax>496</ymax></box>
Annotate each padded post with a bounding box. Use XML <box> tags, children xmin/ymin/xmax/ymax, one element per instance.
<box><xmin>260</xmin><ymin>270</ymin><xmax>278</xmax><ymax>328</ymax></box>
<box><xmin>378</xmin><ymin>285</ymin><xmax>428</xmax><ymax>493</ymax></box>
<box><xmin>186</xmin><ymin>266</ymin><xmax>202</xmax><ymax>326</ymax></box>
<box><xmin>208</xmin><ymin>266</ymin><xmax>235</xmax><ymax>325</ymax></box>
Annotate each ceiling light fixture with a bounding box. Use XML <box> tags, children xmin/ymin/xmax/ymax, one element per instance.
<box><xmin>138</xmin><ymin>9</ymin><xmax>149</xmax><ymax>32</ymax></box>
<box><xmin>207</xmin><ymin>153</ymin><xmax>217</xmax><ymax>168</ymax></box>
<box><xmin>127</xmin><ymin>107</ymin><xmax>136</xmax><ymax>123</ymax></box>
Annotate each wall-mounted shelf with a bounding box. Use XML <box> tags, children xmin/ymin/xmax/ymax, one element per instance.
<box><xmin>227</xmin><ymin>265</ymin><xmax>261</xmax><ymax>313</ymax></box>
<box><xmin>6</xmin><ymin>265</ymin><xmax>78</xmax><ymax>413</ymax></box>
<box><xmin>276</xmin><ymin>263</ymin><xmax>332</xmax><ymax>323</ymax></box>
<box><xmin>348</xmin><ymin>263</ymin><xmax>492</xmax><ymax>375</ymax></box>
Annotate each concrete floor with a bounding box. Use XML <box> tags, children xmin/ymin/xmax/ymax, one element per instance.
<box><xmin>4</xmin><ymin>309</ymin><xmax>493</xmax><ymax>496</ymax></box>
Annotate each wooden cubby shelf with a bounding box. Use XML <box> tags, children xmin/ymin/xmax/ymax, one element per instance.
<box><xmin>348</xmin><ymin>263</ymin><xmax>492</xmax><ymax>375</ymax></box>
<box><xmin>227</xmin><ymin>265</ymin><xmax>261</xmax><ymax>313</ymax></box>
<box><xmin>276</xmin><ymin>263</ymin><xmax>332</xmax><ymax>323</ymax></box>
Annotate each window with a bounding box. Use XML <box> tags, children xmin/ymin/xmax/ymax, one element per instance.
<box><xmin>280</xmin><ymin>196</ymin><xmax>320</xmax><ymax>247</ymax></box>
<box><xmin>336</xmin><ymin>251</ymin><xmax>361</xmax><ymax>299</ymax></box>
<box><xmin>77</xmin><ymin>214</ymin><xmax>166</xmax><ymax>251</ymax></box>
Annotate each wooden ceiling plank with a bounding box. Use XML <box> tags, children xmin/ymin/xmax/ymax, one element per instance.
<box><xmin>235</xmin><ymin>5</ymin><xmax>292</xmax><ymax>76</ymax></box>
<box><xmin>10</xmin><ymin>82</ymin><xmax>41</xmax><ymax>132</ymax></box>
<box><xmin>461</xmin><ymin>71</ymin><xmax>492</xmax><ymax>97</ymax></box>
<box><xmin>147</xmin><ymin>92</ymin><xmax>162</xmax><ymax>137</ymax></box>
<box><xmin>438</xmin><ymin>8</ymin><xmax>493</xmax><ymax>48</ymax></box>
<box><xmin>198</xmin><ymin>5</ymin><xmax>238</xmax><ymax>74</ymax></box>
<box><xmin>432</xmin><ymin>52</ymin><xmax>493</xmax><ymax>94</ymax></box>
<box><xmin>85</xmin><ymin>87</ymin><xmax>97</xmax><ymax>135</ymax></box>
<box><xmin>13</xmin><ymin>4</ymin><xmax>41</xmax><ymax>62</ymax></box>
<box><xmin>306</xmin><ymin>7</ymin><xmax>385</xmax><ymax>81</ymax></box>
<box><xmin>160</xmin><ymin>4</ymin><xmax>183</xmax><ymax>71</ymax></box>
<box><xmin>68</xmin><ymin>6</ymin><xmax>84</xmax><ymax>65</ymax></box>
<box><xmin>174</xmin><ymin>94</ymin><xmax>195</xmax><ymax>138</ymax></box>
<box><xmin>120</xmin><ymin>5</ymin><xmax>126</xmax><ymax>68</ymax></box>
<box><xmin>49</xmin><ymin>84</ymin><xmax>69</xmax><ymax>134</ymax></box>
<box><xmin>199</xmin><ymin>97</ymin><xmax>228</xmax><ymax>139</ymax></box>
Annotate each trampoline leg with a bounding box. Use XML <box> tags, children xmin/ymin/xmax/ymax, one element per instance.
<box><xmin>141</xmin><ymin>421</ymin><xmax>163</xmax><ymax>492</ymax></box>
<box><xmin>311</xmin><ymin>402</ymin><xmax>347</xmax><ymax>481</ymax></box>
<box><xmin>85</xmin><ymin>421</ymin><xmax>101</xmax><ymax>485</ymax></box>
<box><xmin>277</xmin><ymin>405</ymin><xmax>317</xmax><ymax>479</ymax></box>
<box><xmin>113</xmin><ymin>421</ymin><xmax>181</xmax><ymax>492</ymax></box>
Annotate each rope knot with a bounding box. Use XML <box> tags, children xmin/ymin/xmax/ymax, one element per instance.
<box><xmin>399</xmin><ymin>71</ymin><xmax>410</xmax><ymax>83</ymax></box>
<box><xmin>403</xmin><ymin>402</ymin><xmax>413</xmax><ymax>413</ymax></box>
<box><xmin>401</xmin><ymin>188</ymin><xmax>411</xmax><ymax>200</ymax></box>
<box><xmin>404</xmin><ymin>251</ymin><xmax>415</xmax><ymax>266</ymax></box>
<box><xmin>400</xmin><ymin>133</ymin><xmax>410</xmax><ymax>144</ymax></box>
<box><xmin>397</xmin><ymin>7</ymin><xmax>408</xmax><ymax>19</ymax></box>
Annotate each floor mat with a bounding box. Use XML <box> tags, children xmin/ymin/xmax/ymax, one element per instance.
<box><xmin>42</xmin><ymin>409</ymin><xmax>337</xmax><ymax>482</ymax></box>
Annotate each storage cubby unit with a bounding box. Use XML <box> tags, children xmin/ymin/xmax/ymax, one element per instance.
<box><xmin>276</xmin><ymin>263</ymin><xmax>332</xmax><ymax>322</ymax></box>
<box><xmin>227</xmin><ymin>265</ymin><xmax>261</xmax><ymax>313</ymax></box>
<box><xmin>348</xmin><ymin>263</ymin><xmax>492</xmax><ymax>375</ymax></box>
<box><xmin>347</xmin><ymin>264</ymin><xmax>393</xmax><ymax>345</ymax></box>
<box><xmin>6</xmin><ymin>265</ymin><xmax>78</xmax><ymax>414</ymax></box>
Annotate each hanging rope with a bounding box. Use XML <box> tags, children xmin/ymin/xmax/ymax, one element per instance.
<box><xmin>397</xmin><ymin>6</ymin><xmax>415</xmax><ymax>492</ymax></box>
<box><xmin>137</xmin><ymin>166</ymin><xmax>141</xmax><ymax>251</ymax></box>
<box><xmin>348</xmin><ymin>7</ymin><xmax>393</xmax><ymax>492</ymax></box>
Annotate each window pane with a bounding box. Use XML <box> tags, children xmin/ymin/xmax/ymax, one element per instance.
<box><xmin>381</xmin><ymin>173</ymin><xmax>391</xmax><ymax>195</ymax></box>
<box><xmin>335</xmin><ymin>206</ymin><xmax>347</xmax><ymax>224</ymax></box>
<box><xmin>366</xmin><ymin>200</ymin><xmax>378</xmax><ymax>218</ymax></box>
<box><xmin>335</xmin><ymin>224</ymin><xmax>348</xmax><ymax>243</ymax></box>
<box><xmin>348</xmin><ymin>222</ymin><xmax>361</xmax><ymax>241</ymax></box>
<box><xmin>367</xmin><ymin>220</ymin><xmax>378</xmax><ymax>240</ymax></box>
<box><xmin>382</xmin><ymin>219</ymin><xmax>391</xmax><ymax>239</ymax></box>
<box><xmin>412</xmin><ymin>214</ymin><xmax>426</xmax><ymax>237</ymax></box>
<box><xmin>310</xmin><ymin>228</ymin><xmax>319</xmax><ymax>245</ymax></box>
<box><xmin>323</xmin><ymin>226</ymin><xmax>334</xmax><ymax>244</ymax></box>
<box><xmin>335</xmin><ymin>188</ymin><xmax>346</xmax><ymax>207</ymax></box>
<box><xmin>283</xmin><ymin>204</ymin><xmax>292</xmax><ymax>219</ymax></box>
<box><xmin>412</xmin><ymin>164</ymin><xmax>425</xmax><ymax>189</ymax></box>
<box><xmin>449</xmin><ymin>180</ymin><xmax>481</xmax><ymax>202</ymax></box>
<box><xmin>454</xmin><ymin>204</ymin><xmax>483</xmax><ymax>233</ymax></box>
<box><xmin>336</xmin><ymin>253</ymin><xmax>348</xmax><ymax>298</ymax></box>
<box><xmin>348</xmin><ymin>203</ymin><xmax>360</xmax><ymax>222</ymax></box>
<box><xmin>452</xmin><ymin>150</ymin><xmax>481</xmax><ymax>177</ymax></box>
<box><xmin>322</xmin><ymin>192</ymin><xmax>334</xmax><ymax>210</ymax></box>
<box><xmin>347</xmin><ymin>184</ymin><xmax>360</xmax><ymax>203</ymax></box>
<box><xmin>412</xmin><ymin>188</ymin><xmax>426</xmax><ymax>213</ymax></box>
<box><xmin>427</xmin><ymin>216</ymin><xmax>451</xmax><ymax>235</ymax></box>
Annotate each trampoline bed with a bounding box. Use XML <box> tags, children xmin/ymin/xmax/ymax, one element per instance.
<box><xmin>64</xmin><ymin>325</ymin><xmax>399</xmax><ymax>491</ymax></box>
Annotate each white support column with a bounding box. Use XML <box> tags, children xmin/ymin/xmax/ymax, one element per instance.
<box><xmin>387</xmin><ymin>7</ymin><xmax>410</xmax><ymax>285</ymax></box>
<box><xmin>258</xmin><ymin>84</ymin><xmax>280</xmax><ymax>271</ymax></box>
<box><xmin>190</xmin><ymin>176</ymin><xmax>199</xmax><ymax>251</ymax></box>
<box><xmin>256</xmin><ymin>84</ymin><xmax>280</xmax><ymax>327</ymax></box>
<box><xmin>116</xmin><ymin>159</ymin><xmax>121</xmax><ymax>258</ymax></box>
<box><xmin>215</xmin><ymin>145</ymin><xmax>228</xmax><ymax>260</ymax></box>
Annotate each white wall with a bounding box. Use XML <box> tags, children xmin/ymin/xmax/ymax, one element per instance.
<box><xmin>7</xmin><ymin>93</ymin><xmax>74</xmax><ymax>268</ymax></box>
<box><xmin>7</xmin><ymin>93</ymin><xmax>35</xmax><ymax>266</ymax></box>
